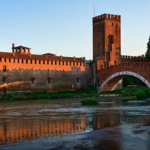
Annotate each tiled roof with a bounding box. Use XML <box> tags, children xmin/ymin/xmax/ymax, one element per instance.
<box><xmin>0</xmin><ymin>52</ymin><xmax>84</xmax><ymax>62</ymax></box>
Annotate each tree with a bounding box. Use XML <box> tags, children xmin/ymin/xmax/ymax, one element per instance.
<box><xmin>145</xmin><ymin>36</ymin><xmax>150</xmax><ymax>61</ymax></box>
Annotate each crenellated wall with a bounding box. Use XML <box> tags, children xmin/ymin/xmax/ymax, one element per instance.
<box><xmin>0</xmin><ymin>49</ymin><xmax>93</xmax><ymax>92</ymax></box>
<box><xmin>121</xmin><ymin>55</ymin><xmax>146</xmax><ymax>62</ymax></box>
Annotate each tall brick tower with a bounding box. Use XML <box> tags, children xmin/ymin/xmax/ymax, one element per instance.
<box><xmin>93</xmin><ymin>14</ymin><xmax>121</xmax><ymax>68</ymax></box>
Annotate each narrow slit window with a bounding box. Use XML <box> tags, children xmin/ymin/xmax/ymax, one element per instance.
<box><xmin>3</xmin><ymin>77</ymin><xmax>7</xmax><ymax>83</ymax></box>
<box><xmin>48</xmin><ymin>78</ymin><xmax>52</xmax><ymax>83</ymax></box>
<box><xmin>3</xmin><ymin>65</ymin><xmax>6</xmax><ymax>72</ymax></box>
<box><xmin>77</xmin><ymin>78</ymin><xmax>80</xmax><ymax>83</ymax></box>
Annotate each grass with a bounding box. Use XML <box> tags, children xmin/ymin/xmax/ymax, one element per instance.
<box><xmin>0</xmin><ymin>86</ymin><xmax>98</xmax><ymax>101</ymax></box>
<box><xmin>81</xmin><ymin>98</ymin><xmax>98</xmax><ymax>105</ymax></box>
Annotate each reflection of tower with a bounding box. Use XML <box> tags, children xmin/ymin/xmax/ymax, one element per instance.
<box><xmin>93</xmin><ymin>14</ymin><xmax>121</xmax><ymax>67</ymax></box>
<box><xmin>93</xmin><ymin>112</ymin><xmax>121</xmax><ymax>130</ymax></box>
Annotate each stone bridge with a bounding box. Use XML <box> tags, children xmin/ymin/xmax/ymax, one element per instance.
<box><xmin>97</xmin><ymin>62</ymin><xmax>150</xmax><ymax>92</ymax></box>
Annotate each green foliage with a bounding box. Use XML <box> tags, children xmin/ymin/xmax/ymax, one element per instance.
<box><xmin>81</xmin><ymin>98</ymin><xmax>98</xmax><ymax>105</ymax></box>
<box><xmin>123</xmin><ymin>76</ymin><xmax>145</xmax><ymax>86</ymax></box>
<box><xmin>43</xmin><ymin>89</ymin><xmax>48</xmax><ymax>94</ymax></box>
<box><xmin>143</xmin><ymin>89</ymin><xmax>150</xmax><ymax>97</ymax></box>
<box><xmin>123</xmin><ymin>96</ymin><xmax>137</xmax><ymax>102</ymax></box>
<box><xmin>136</xmin><ymin>90</ymin><xmax>147</xmax><ymax>100</ymax></box>
<box><xmin>0</xmin><ymin>86</ymin><xmax>97</xmax><ymax>101</ymax></box>
<box><xmin>145</xmin><ymin>36</ymin><xmax>150</xmax><ymax>61</ymax></box>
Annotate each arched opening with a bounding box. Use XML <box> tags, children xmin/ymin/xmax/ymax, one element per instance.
<box><xmin>100</xmin><ymin>71</ymin><xmax>150</xmax><ymax>92</ymax></box>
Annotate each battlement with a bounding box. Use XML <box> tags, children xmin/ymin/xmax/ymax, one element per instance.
<box><xmin>121</xmin><ymin>55</ymin><xmax>146</xmax><ymax>62</ymax></box>
<box><xmin>93</xmin><ymin>14</ymin><xmax>121</xmax><ymax>24</ymax></box>
<box><xmin>98</xmin><ymin>62</ymin><xmax>150</xmax><ymax>72</ymax></box>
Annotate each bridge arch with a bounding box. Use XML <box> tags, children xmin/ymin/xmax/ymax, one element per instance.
<box><xmin>100</xmin><ymin>71</ymin><xmax>150</xmax><ymax>92</ymax></box>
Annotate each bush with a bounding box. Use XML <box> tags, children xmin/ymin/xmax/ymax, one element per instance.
<box><xmin>81</xmin><ymin>98</ymin><xmax>98</xmax><ymax>105</ymax></box>
<box><xmin>136</xmin><ymin>90</ymin><xmax>147</xmax><ymax>100</ymax></box>
<box><xmin>123</xmin><ymin>96</ymin><xmax>137</xmax><ymax>102</ymax></box>
<box><xmin>123</xmin><ymin>97</ymin><xmax>129</xmax><ymax>102</ymax></box>
<box><xmin>143</xmin><ymin>89</ymin><xmax>150</xmax><ymax>97</ymax></box>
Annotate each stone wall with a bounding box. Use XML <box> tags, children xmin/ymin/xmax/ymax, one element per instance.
<box><xmin>0</xmin><ymin>61</ymin><xmax>92</xmax><ymax>92</ymax></box>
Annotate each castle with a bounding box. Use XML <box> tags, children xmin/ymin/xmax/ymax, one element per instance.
<box><xmin>0</xmin><ymin>14</ymin><xmax>145</xmax><ymax>92</ymax></box>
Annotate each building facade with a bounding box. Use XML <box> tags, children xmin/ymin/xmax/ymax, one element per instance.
<box><xmin>0</xmin><ymin>44</ymin><xmax>92</xmax><ymax>92</ymax></box>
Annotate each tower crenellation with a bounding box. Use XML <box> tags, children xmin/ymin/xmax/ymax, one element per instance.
<box><xmin>93</xmin><ymin>14</ymin><xmax>121</xmax><ymax>24</ymax></box>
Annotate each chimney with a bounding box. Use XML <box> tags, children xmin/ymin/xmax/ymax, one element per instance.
<box><xmin>60</xmin><ymin>55</ymin><xmax>62</xmax><ymax>59</ymax></box>
<box><xmin>12</xmin><ymin>43</ymin><xmax>15</xmax><ymax>48</ymax></box>
<box><xmin>29</xmin><ymin>53</ymin><xmax>31</xmax><ymax>57</ymax></box>
<box><xmin>74</xmin><ymin>56</ymin><xmax>76</xmax><ymax>60</ymax></box>
<box><xmin>13</xmin><ymin>52</ymin><xmax>15</xmax><ymax>57</ymax></box>
<box><xmin>45</xmin><ymin>54</ymin><xmax>47</xmax><ymax>58</ymax></box>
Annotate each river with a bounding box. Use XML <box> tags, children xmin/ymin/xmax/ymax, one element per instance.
<box><xmin>0</xmin><ymin>97</ymin><xmax>150</xmax><ymax>150</ymax></box>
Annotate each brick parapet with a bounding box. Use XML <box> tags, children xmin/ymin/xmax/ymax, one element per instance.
<box><xmin>93</xmin><ymin>14</ymin><xmax>121</xmax><ymax>24</ymax></box>
<box><xmin>121</xmin><ymin>55</ymin><xmax>146</xmax><ymax>62</ymax></box>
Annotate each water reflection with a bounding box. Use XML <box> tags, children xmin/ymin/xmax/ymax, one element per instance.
<box><xmin>0</xmin><ymin>112</ymin><xmax>121</xmax><ymax>147</ymax></box>
<box><xmin>1</xmin><ymin>99</ymin><xmax>150</xmax><ymax>150</ymax></box>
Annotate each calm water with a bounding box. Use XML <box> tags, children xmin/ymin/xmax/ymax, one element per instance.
<box><xmin>0</xmin><ymin>97</ymin><xmax>150</xmax><ymax>150</ymax></box>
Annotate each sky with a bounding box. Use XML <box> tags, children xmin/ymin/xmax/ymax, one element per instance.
<box><xmin>0</xmin><ymin>0</ymin><xmax>150</xmax><ymax>60</ymax></box>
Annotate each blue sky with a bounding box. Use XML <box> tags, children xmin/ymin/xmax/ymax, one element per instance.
<box><xmin>0</xmin><ymin>0</ymin><xmax>150</xmax><ymax>59</ymax></box>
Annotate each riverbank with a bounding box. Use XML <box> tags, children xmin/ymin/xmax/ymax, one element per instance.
<box><xmin>0</xmin><ymin>86</ymin><xmax>149</xmax><ymax>101</ymax></box>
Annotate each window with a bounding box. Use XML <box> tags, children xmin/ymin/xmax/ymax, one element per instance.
<box><xmin>43</xmin><ymin>60</ymin><xmax>45</xmax><ymax>64</ymax></box>
<box><xmin>9</xmin><ymin>58</ymin><xmax>11</xmax><ymax>63</ymax></box>
<box><xmin>55</xmin><ymin>61</ymin><xmax>57</xmax><ymax>65</ymax></box>
<box><xmin>31</xmin><ymin>78</ymin><xmax>35</xmax><ymax>87</ymax></box>
<box><xmin>3</xmin><ymin>65</ymin><xmax>6</xmax><ymax>72</ymax></box>
<box><xmin>98</xmin><ymin>44</ymin><xmax>100</xmax><ymax>51</ymax></box>
<box><xmin>18</xmin><ymin>59</ymin><xmax>19</xmax><ymax>63</ymax></box>
<box><xmin>51</xmin><ymin>61</ymin><xmax>53</xmax><ymax>65</ymax></box>
<box><xmin>47</xmin><ymin>61</ymin><xmax>49</xmax><ymax>65</ymax></box>
<box><xmin>89</xmin><ymin>78</ymin><xmax>92</xmax><ymax>84</ymax></box>
<box><xmin>97</xmin><ymin>77</ymin><xmax>99</xmax><ymax>86</ymax></box>
<box><xmin>31</xmin><ymin>59</ymin><xmax>32</xmax><ymax>64</ymax></box>
<box><xmin>59</xmin><ymin>61</ymin><xmax>61</xmax><ymax>65</ymax></box>
<box><xmin>3</xmin><ymin>77</ymin><xmax>7</xmax><ymax>83</ymax></box>
<box><xmin>77</xmin><ymin>78</ymin><xmax>80</xmax><ymax>83</ymax></box>
<box><xmin>4</xmin><ymin>58</ymin><xmax>6</xmax><ymax>62</ymax></box>
<box><xmin>22</xmin><ymin>59</ymin><xmax>23</xmax><ymax>63</ymax></box>
<box><xmin>39</xmin><ymin>60</ymin><xmax>41</xmax><ymax>64</ymax></box>
<box><xmin>35</xmin><ymin>60</ymin><xmax>37</xmax><ymax>64</ymax></box>
<box><xmin>26</xmin><ymin>59</ymin><xmax>28</xmax><ymax>64</ymax></box>
<box><xmin>112</xmin><ymin>23</ymin><xmax>114</xmax><ymax>26</ymax></box>
<box><xmin>48</xmin><ymin>78</ymin><xmax>52</xmax><ymax>83</ymax></box>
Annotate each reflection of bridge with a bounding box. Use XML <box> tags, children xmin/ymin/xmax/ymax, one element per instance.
<box><xmin>97</xmin><ymin>62</ymin><xmax>150</xmax><ymax>92</ymax></box>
